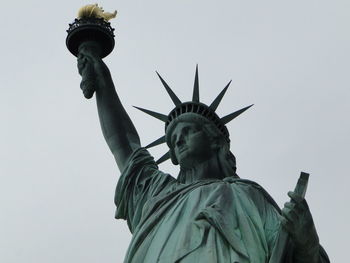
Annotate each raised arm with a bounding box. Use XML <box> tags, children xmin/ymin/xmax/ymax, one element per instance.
<box><xmin>77</xmin><ymin>41</ymin><xmax>140</xmax><ymax>172</ymax></box>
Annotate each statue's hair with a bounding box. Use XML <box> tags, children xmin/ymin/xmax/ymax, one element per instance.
<box><xmin>202</xmin><ymin>121</ymin><xmax>237</xmax><ymax>173</ymax></box>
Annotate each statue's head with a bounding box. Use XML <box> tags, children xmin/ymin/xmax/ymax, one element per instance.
<box><xmin>135</xmin><ymin>66</ymin><xmax>252</xmax><ymax>170</ymax></box>
<box><xmin>166</xmin><ymin>113</ymin><xmax>229</xmax><ymax>168</ymax></box>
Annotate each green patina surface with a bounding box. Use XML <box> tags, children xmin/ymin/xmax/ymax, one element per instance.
<box><xmin>72</xmin><ymin>40</ymin><xmax>330</xmax><ymax>263</ymax></box>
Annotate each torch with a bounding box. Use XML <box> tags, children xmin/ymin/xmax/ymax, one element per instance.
<box><xmin>66</xmin><ymin>4</ymin><xmax>117</xmax><ymax>99</ymax></box>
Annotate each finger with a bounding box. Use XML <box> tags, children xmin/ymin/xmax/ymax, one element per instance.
<box><xmin>77</xmin><ymin>47</ymin><xmax>87</xmax><ymax>56</ymax></box>
<box><xmin>282</xmin><ymin>203</ymin><xmax>300</xmax><ymax>221</ymax></box>
<box><xmin>77</xmin><ymin>59</ymin><xmax>86</xmax><ymax>74</ymax></box>
<box><xmin>288</xmin><ymin>193</ymin><xmax>310</xmax><ymax>217</ymax></box>
<box><xmin>280</xmin><ymin>216</ymin><xmax>294</xmax><ymax>234</ymax></box>
<box><xmin>294</xmin><ymin>201</ymin><xmax>308</xmax><ymax>217</ymax></box>
<box><xmin>77</xmin><ymin>47</ymin><xmax>94</xmax><ymax>59</ymax></box>
<box><xmin>288</xmin><ymin>191</ymin><xmax>304</xmax><ymax>203</ymax></box>
<box><xmin>78</xmin><ymin>55</ymin><xmax>96</xmax><ymax>73</ymax></box>
<box><xmin>78</xmin><ymin>43</ymin><xmax>101</xmax><ymax>60</ymax></box>
<box><xmin>77</xmin><ymin>59</ymin><xmax>85</xmax><ymax>68</ymax></box>
<box><xmin>284</xmin><ymin>201</ymin><xmax>306</xmax><ymax>217</ymax></box>
<box><xmin>78</xmin><ymin>53</ymin><xmax>94</xmax><ymax>63</ymax></box>
<box><xmin>282</xmin><ymin>206</ymin><xmax>299</xmax><ymax>223</ymax></box>
<box><xmin>80</xmin><ymin>79</ymin><xmax>95</xmax><ymax>97</ymax></box>
<box><xmin>83</xmin><ymin>88</ymin><xmax>94</xmax><ymax>99</ymax></box>
<box><xmin>284</xmin><ymin>201</ymin><xmax>295</xmax><ymax>210</ymax></box>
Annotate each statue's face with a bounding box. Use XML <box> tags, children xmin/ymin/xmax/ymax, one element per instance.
<box><xmin>170</xmin><ymin>122</ymin><xmax>215</xmax><ymax>168</ymax></box>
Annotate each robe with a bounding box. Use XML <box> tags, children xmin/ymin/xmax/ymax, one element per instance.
<box><xmin>115</xmin><ymin>148</ymin><xmax>329</xmax><ymax>263</ymax></box>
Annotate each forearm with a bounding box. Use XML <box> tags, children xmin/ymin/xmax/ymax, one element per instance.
<box><xmin>291</xmin><ymin>225</ymin><xmax>329</xmax><ymax>263</ymax></box>
<box><xmin>293</xmin><ymin>243</ymin><xmax>320</xmax><ymax>263</ymax></box>
<box><xmin>95</xmin><ymin>71</ymin><xmax>141</xmax><ymax>171</ymax></box>
<box><xmin>293</xmin><ymin>246</ymin><xmax>330</xmax><ymax>263</ymax></box>
<box><xmin>77</xmin><ymin>42</ymin><xmax>141</xmax><ymax>171</ymax></box>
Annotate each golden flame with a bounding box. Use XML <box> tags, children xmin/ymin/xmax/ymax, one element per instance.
<box><xmin>77</xmin><ymin>3</ymin><xmax>117</xmax><ymax>21</ymax></box>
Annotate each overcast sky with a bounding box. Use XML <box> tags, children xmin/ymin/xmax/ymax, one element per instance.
<box><xmin>0</xmin><ymin>0</ymin><xmax>349</xmax><ymax>262</ymax></box>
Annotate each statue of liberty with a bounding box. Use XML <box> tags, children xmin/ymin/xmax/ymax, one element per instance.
<box><xmin>70</xmin><ymin>8</ymin><xmax>330</xmax><ymax>258</ymax></box>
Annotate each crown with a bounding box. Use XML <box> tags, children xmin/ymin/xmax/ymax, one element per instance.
<box><xmin>135</xmin><ymin>66</ymin><xmax>253</xmax><ymax>164</ymax></box>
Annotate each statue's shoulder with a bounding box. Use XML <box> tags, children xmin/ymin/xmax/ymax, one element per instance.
<box><xmin>223</xmin><ymin>176</ymin><xmax>266</xmax><ymax>190</ymax></box>
<box><xmin>224</xmin><ymin>177</ymin><xmax>281</xmax><ymax>212</ymax></box>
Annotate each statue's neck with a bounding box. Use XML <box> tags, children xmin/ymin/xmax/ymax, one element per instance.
<box><xmin>178</xmin><ymin>155</ymin><xmax>225</xmax><ymax>184</ymax></box>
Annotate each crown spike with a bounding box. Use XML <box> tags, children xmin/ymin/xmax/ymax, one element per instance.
<box><xmin>209</xmin><ymin>80</ymin><xmax>231</xmax><ymax>111</ymax></box>
<box><xmin>192</xmin><ymin>65</ymin><xmax>200</xmax><ymax>102</ymax></box>
<box><xmin>145</xmin><ymin>135</ymin><xmax>166</xmax><ymax>149</ymax></box>
<box><xmin>221</xmin><ymin>104</ymin><xmax>254</xmax><ymax>124</ymax></box>
<box><xmin>133</xmin><ymin>106</ymin><xmax>168</xmax><ymax>122</ymax></box>
<box><xmin>156</xmin><ymin>151</ymin><xmax>171</xmax><ymax>164</ymax></box>
<box><xmin>156</xmin><ymin>71</ymin><xmax>182</xmax><ymax>106</ymax></box>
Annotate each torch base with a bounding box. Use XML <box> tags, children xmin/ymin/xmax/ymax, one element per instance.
<box><xmin>66</xmin><ymin>18</ymin><xmax>115</xmax><ymax>58</ymax></box>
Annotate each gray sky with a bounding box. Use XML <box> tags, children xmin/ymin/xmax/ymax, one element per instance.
<box><xmin>0</xmin><ymin>0</ymin><xmax>348</xmax><ymax>262</ymax></box>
